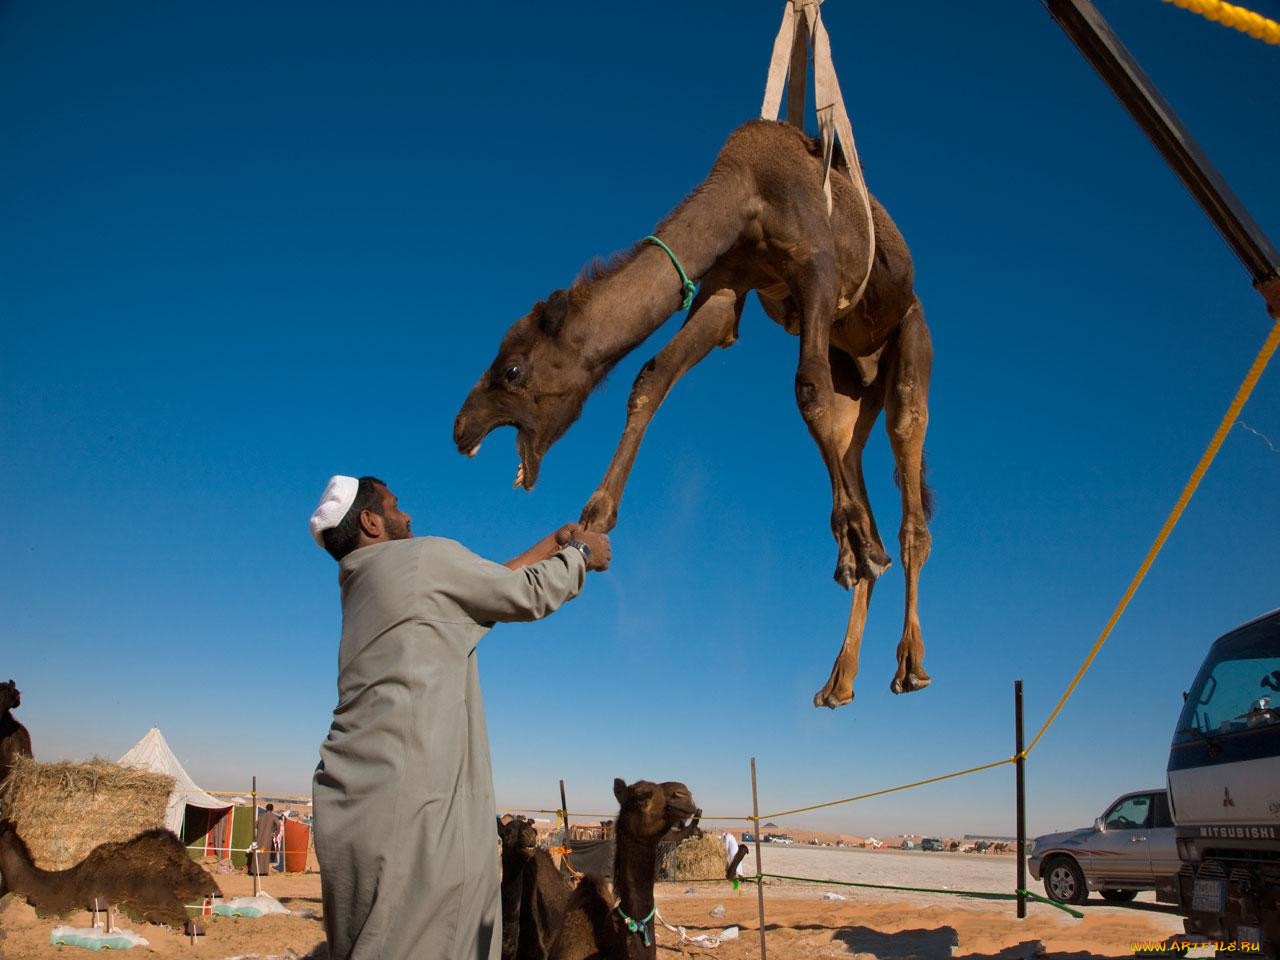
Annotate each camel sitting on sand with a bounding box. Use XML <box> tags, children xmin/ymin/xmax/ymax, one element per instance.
<box><xmin>455</xmin><ymin>119</ymin><xmax>934</xmax><ymax>708</ymax></box>
<box><xmin>499</xmin><ymin>815</ymin><xmax>571</xmax><ymax>960</ymax></box>
<box><xmin>549</xmin><ymin>778</ymin><xmax>697</xmax><ymax>960</ymax></box>
<box><xmin>0</xmin><ymin>680</ymin><xmax>33</xmax><ymax>787</ymax></box>
<box><xmin>0</xmin><ymin>821</ymin><xmax>221</xmax><ymax>927</ymax></box>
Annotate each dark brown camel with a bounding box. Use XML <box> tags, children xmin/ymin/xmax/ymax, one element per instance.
<box><xmin>499</xmin><ymin>816</ymin><xmax>571</xmax><ymax>960</ymax></box>
<box><xmin>454</xmin><ymin>119</ymin><xmax>934</xmax><ymax>707</ymax></box>
<box><xmin>0</xmin><ymin>680</ymin><xmax>33</xmax><ymax>788</ymax></box>
<box><xmin>548</xmin><ymin>778</ymin><xmax>697</xmax><ymax>960</ymax></box>
<box><xmin>0</xmin><ymin>821</ymin><xmax>221</xmax><ymax>927</ymax></box>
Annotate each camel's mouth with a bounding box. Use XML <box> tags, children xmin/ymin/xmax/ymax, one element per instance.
<box><xmin>453</xmin><ymin>416</ymin><xmax>544</xmax><ymax>491</ymax></box>
<box><xmin>666</xmin><ymin>800</ymin><xmax>699</xmax><ymax>828</ymax></box>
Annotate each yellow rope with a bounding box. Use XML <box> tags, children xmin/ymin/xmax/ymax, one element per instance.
<box><xmin>758</xmin><ymin>757</ymin><xmax>1016</xmax><ymax>820</ymax></box>
<box><xmin>1027</xmin><ymin>313</ymin><xmax>1280</xmax><ymax>754</ymax></box>
<box><xmin>1161</xmin><ymin>0</ymin><xmax>1280</xmax><ymax>45</ymax></box>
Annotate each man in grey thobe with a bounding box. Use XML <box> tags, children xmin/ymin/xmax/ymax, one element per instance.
<box><xmin>308</xmin><ymin>475</ymin><xmax>610</xmax><ymax>960</ymax></box>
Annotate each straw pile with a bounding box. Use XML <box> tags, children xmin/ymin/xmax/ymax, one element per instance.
<box><xmin>673</xmin><ymin>834</ymin><xmax>727</xmax><ymax>881</ymax></box>
<box><xmin>0</xmin><ymin>756</ymin><xmax>173</xmax><ymax>870</ymax></box>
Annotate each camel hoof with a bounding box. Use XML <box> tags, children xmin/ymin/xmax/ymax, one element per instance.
<box><xmin>813</xmin><ymin>687</ymin><xmax>854</xmax><ymax>709</ymax></box>
<box><xmin>579</xmin><ymin>491</ymin><xmax>617</xmax><ymax>533</ymax></box>
<box><xmin>890</xmin><ymin>673</ymin><xmax>932</xmax><ymax>695</ymax></box>
<box><xmin>833</xmin><ymin>562</ymin><xmax>858</xmax><ymax>590</ymax></box>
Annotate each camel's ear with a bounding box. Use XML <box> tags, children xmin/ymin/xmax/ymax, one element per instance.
<box><xmin>539</xmin><ymin>289</ymin><xmax>570</xmax><ymax>337</ymax></box>
<box><xmin>613</xmin><ymin>778</ymin><xmax>628</xmax><ymax>803</ymax></box>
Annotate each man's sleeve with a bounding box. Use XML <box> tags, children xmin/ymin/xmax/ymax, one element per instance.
<box><xmin>436</xmin><ymin>540</ymin><xmax>588</xmax><ymax>625</ymax></box>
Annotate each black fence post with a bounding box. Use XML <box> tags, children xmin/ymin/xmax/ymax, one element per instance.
<box><xmin>1015</xmin><ymin>680</ymin><xmax>1027</xmax><ymax>919</ymax></box>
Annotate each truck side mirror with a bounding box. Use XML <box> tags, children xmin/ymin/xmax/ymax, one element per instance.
<box><xmin>1182</xmin><ymin>690</ymin><xmax>1188</xmax><ymax>702</ymax></box>
<box><xmin>1094</xmin><ymin>817</ymin><xmax>1106</xmax><ymax>832</ymax></box>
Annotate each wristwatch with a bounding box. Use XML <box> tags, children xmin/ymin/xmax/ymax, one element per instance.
<box><xmin>564</xmin><ymin>539</ymin><xmax>592</xmax><ymax>564</ymax></box>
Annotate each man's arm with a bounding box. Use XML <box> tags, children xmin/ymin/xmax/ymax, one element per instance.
<box><xmin>438</xmin><ymin>528</ymin><xmax>610</xmax><ymax>625</ymax></box>
<box><xmin>504</xmin><ymin>527</ymin><xmax>574</xmax><ymax>569</ymax></box>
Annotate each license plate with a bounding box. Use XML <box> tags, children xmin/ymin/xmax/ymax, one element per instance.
<box><xmin>1191</xmin><ymin>878</ymin><xmax>1225</xmax><ymax>913</ymax></box>
<box><xmin>1235</xmin><ymin>925</ymin><xmax>1262</xmax><ymax>949</ymax></box>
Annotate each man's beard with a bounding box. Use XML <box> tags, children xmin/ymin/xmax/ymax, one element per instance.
<box><xmin>386</xmin><ymin>516</ymin><xmax>412</xmax><ymax>540</ymax></box>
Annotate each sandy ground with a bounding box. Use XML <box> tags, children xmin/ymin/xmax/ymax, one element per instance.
<box><xmin>0</xmin><ymin>845</ymin><xmax>1186</xmax><ymax>959</ymax></box>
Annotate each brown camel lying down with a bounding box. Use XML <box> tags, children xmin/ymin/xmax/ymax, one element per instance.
<box><xmin>0</xmin><ymin>821</ymin><xmax>221</xmax><ymax>927</ymax></box>
<box><xmin>550</xmin><ymin>778</ymin><xmax>697</xmax><ymax>960</ymax></box>
<box><xmin>499</xmin><ymin>816</ymin><xmax>571</xmax><ymax>960</ymax></box>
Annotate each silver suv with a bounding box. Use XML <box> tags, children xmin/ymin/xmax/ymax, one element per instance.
<box><xmin>1028</xmin><ymin>790</ymin><xmax>1179</xmax><ymax>905</ymax></box>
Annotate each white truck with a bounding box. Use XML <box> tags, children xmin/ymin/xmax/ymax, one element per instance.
<box><xmin>1167</xmin><ymin>608</ymin><xmax>1280</xmax><ymax>954</ymax></box>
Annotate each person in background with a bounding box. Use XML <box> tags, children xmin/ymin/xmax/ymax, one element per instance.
<box><xmin>250</xmin><ymin>802</ymin><xmax>280</xmax><ymax>876</ymax></box>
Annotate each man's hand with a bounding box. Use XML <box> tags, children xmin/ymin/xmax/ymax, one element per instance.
<box><xmin>558</xmin><ymin>524</ymin><xmax>610</xmax><ymax>572</ymax></box>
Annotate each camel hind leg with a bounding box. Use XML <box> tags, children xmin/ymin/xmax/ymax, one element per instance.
<box><xmin>790</xmin><ymin>253</ymin><xmax>891</xmax><ymax>589</ymax></box>
<box><xmin>813</xmin><ymin>349</ymin><xmax>887</xmax><ymax>708</ymax></box>
<box><xmin>884</xmin><ymin>300</ymin><xmax>934</xmax><ymax>694</ymax></box>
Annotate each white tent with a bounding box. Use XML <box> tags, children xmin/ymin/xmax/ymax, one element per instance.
<box><xmin>118</xmin><ymin>726</ymin><xmax>229</xmax><ymax>834</ymax></box>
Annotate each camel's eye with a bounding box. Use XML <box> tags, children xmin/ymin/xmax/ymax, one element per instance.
<box><xmin>502</xmin><ymin>364</ymin><xmax>523</xmax><ymax>385</ymax></box>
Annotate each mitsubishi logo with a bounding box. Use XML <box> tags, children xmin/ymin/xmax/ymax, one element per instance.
<box><xmin>1224</xmin><ymin>787</ymin><xmax>1235</xmax><ymax>808</ymax></box>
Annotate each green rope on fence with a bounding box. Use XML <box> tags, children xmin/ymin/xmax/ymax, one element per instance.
<box><xmin>746</xmin><ymin>873</ymin><xmax>1085</xmax><ymax>919</ymax></box>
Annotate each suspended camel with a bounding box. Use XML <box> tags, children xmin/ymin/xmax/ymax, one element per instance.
<box><xmin>454</xmin><ymin>119</ymin><xmax>933</xmax><ymax>707</ymax></box>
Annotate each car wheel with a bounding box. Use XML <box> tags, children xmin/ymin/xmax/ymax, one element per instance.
<box><xmin>1100</xmin><ymin>889</ymin><xmax>1137</xmax><ymax>903</ymax></box>
<box><xmin>1043</xmin><ymin>856</ymin><xmax>1088</xmax><ymax>905</ymax></box>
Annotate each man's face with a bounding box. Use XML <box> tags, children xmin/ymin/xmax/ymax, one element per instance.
<box><xmin>375</xmin><ymin>484</ymin><xmax>413</xmax><ymax>540</ymax></box>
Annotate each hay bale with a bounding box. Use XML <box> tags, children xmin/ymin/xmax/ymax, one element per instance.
<box><xmin>673</xmin><ymin>834</ymin><xmax>727</xmax><ymax>881</ymax></box>
<box><xmin>0</xmin><ymin>756</ymin><xmax>173</xmax><ymax>870</ymax></box>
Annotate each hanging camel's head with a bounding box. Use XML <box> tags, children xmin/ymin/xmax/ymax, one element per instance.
<box><xmin>453</xmin><ymin>287</ymin><xmax>598</xmax><ymax>491</ymax></box>
<box><xmin>612</xmin><ymin>778</ymin><xmax>698</xmax><ymax>842</ymax></box>
<box><xmin>0</xmin><ymin>680</ymin><xmax>19</xmax><ymax>712</ymax></box>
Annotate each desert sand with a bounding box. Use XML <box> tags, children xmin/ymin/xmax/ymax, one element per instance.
<box><xmin>0</xmin><ymin>844</ymin><xmax>1186</xmax><ymax>958</ymax></box>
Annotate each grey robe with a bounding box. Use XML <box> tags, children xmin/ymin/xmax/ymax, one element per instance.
<box><xmin>313</xmin><ymin>537</ymin><xmax>586</xmax><ymax>960</ymax></box>
<box><xmin>249</xmin><ymin>809</ymin><xmax>279</xmax><ymax>876</ymax></box>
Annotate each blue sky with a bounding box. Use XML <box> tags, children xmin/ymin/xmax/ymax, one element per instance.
<box><xmin>2</xmin><ymin>1</ymin><xmax>1277</xmax><ymax>839</ymax></box>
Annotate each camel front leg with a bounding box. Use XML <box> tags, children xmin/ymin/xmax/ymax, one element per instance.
<box><xmin>579</xmin><ymin>286</ymin><xmax>742</xmax><ymax>533</ymax></box>
<box><xmin>885</xmin><ymin>301</ymin><xmax>934</xmax><ymax>694</ymax></box>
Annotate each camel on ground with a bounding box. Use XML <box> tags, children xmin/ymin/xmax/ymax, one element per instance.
<box><xmin>0</xmin><ymin>680</ymin><xmax>32</xmax><ymax>788</ymax></box>
<box><xmin>499</xmin><ymin>816</ymin><xmax>571</xmax><ymax>960</ymax></box>
<box><xmin>0</xmin><ymin>822</ymin><xmax>221</xmax><ymax>927</ymax></box>
<box><xmin>548</xmin><ymin>778</ymin><xmax>697</xmax><ymax>960</ymax></box>
<box><xmin>454</xmin><ymin>119</ymin><xmax>934</xmax><ymax>707</ymax></box>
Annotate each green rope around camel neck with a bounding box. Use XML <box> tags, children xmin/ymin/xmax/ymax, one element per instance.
<box><xmin>616</xmin><ymin>903</ymin><xmax>657</xmax><ymax>946</ymax></box>
<box><xmin>643</xmin><ymin>235</ymin><xmax>697</xmax><ymax>311</ymax></box>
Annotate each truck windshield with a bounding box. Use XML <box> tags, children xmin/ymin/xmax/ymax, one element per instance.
<box><xmin>1173</xmin><ymin>613</ymin><xmax>1280</xmax><ymax>746</ymax></box>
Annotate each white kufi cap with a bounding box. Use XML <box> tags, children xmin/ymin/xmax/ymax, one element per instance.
<box><xmin>310</xmin><ymin>475</ymin><xmax>360</xmax><ymax>547</ymax></box>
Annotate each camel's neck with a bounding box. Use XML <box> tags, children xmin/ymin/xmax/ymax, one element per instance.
<box><xmin>577</xmin><ymin>171</ymin><xmax>749</xmax><ymax>372</ymax></box>
<box><xmin>612</xmin><ymin>832</ymin><xmax>658</xmax><ymax>929</ymax></box>
<box><xmin>0</xmin><ymin>830</ymin><xmax>39</xmax><ymax>890</ymax></box>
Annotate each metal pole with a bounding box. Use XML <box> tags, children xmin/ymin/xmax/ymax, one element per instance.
<box><xmin>751</xmin><ymin>757</ymin><xmax>767</xmax><ymax>960</ymax></box>
<box><xmin>252</xmin><ymin>776</ymin><xmax>260</xmax><ymax>898</ymax></box>
<box><xmin>1015</xmin><ymin>680</ymin><xmax>1027</xmax><ymax>920</ymax></box>
<box><xmin>559</xmin><ymin>779</ymin><xmax>570</xmax><ymax>848</ymax></box>
<box><xmin>1042</xmin><ymin>0</ymin><xmax>1280</xmax><ymax>302</ymax></box>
